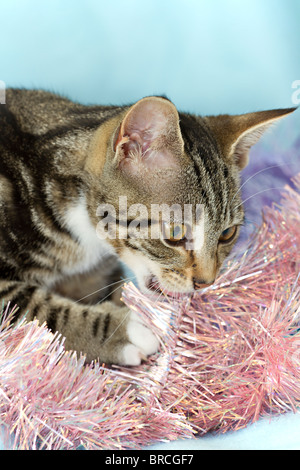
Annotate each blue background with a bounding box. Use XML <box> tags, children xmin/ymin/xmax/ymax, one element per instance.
<box><xmin>1</xmin><ymin>0</ymin><xmax>300</xmax><ymax>115</ymax></box>
<box><xmin>1</xmin><ymin>0</ymin><xmax>299</xmax><ymax>239</ymax></box>
<box><xmin>0</xmin><ymin>0</ymin><xmax>300</xmax><ymax>450</ymax></box>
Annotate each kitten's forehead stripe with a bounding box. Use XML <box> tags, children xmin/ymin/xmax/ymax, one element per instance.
<box><xmin>179</xmin><ymin>112</ymin><xmax>232</xmax><ymax>226</ymax></box>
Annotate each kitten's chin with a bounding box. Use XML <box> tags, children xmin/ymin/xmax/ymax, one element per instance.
<box><xmin>142</xmin><ymin>275</ymin><xmax>190</xmax><ymax>300</ymax></box>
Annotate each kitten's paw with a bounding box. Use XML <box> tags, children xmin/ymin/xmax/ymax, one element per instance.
<box><xmin>120</xmin><ymin>312</ymin><xmax>160</xmax><ymax>366</ymax></box>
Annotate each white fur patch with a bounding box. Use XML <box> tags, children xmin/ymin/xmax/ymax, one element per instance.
<box><xmin>120</xmin><ymin>311</ymin><xmax>160</xmax><ymax>366</ymax></box>
<box><xmin>120</xmin><ymin>344</ymin><xmax>143</xmax><ymax>367</ymax></box>
<box><xmin>63</xmin><ymin>196</ymin><xmax>115</xmax><ymax>274</ymax></box>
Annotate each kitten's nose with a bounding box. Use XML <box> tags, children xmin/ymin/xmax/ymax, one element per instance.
<box><xmin>192</xmin><ymin>278</ymin><xmax>214</xmax><ymax>290</ymax></box>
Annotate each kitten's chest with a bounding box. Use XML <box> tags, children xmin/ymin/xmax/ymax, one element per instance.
<box><xmin>62</xmin><ymin>196</ymin><xmax>115</xmax><ymax>276</ymax></box>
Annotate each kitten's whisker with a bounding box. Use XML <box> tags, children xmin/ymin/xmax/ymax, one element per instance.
<box><xmin>156</xmin><ymin>291</ymin><xmax>166</xmax><ymax>304</ymax></box>
<box><xmin>101</xmin><ymin>308</ymin><xmax>132</xmax><ymax>346</ymax></box>
<box><xmin>95</xmin><ymin>277</ymin><xmax>136</xmax><ymax>305</ymax></box>
<box><xmin>157</xmin><ymin>285</ymin><xmax>181</xmax><ymax>303</ymax></box>
<box><xmin>75</xmin><ymin>276</ymin><xmax>135</xmax><ymax>304</ymax></box>
<box><xmin>231</xmin><ymin>162</ymin><xmax>296</xmax><ymax>204</ymax></box>
<box><xmin>234</xmin><ymin>186</ymin><xmax>284</xmax><ymax>210</ymax></box>
<box><xmin>102</xmin><ymin>281</ymin><xmax>166</xmax><ymax>345</ymax></box>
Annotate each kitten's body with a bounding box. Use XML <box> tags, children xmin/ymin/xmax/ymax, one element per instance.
<box><xmin>0</xmin><ymin>89</ymin><xmax>295</xmax><ymax>364</ymax></box>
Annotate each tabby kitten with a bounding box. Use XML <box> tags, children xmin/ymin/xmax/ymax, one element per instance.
<box><xmin>0</xmin><ymin>89</ymin><xmax>295</xmax><ymax>364</ymax></box>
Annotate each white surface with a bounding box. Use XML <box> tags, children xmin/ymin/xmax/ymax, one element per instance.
<box><xmin>146</xmin><ymin>412</ymin><xmax>300</xmax><ymax>450</ymax></box>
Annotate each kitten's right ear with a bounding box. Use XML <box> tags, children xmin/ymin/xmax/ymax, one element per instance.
<box><xmin>113</xmin><ymin>96</ymin><xmax>184</xmax><ymax>177</ymax></box>
<box><xmin>205</xmin><ymin>107</ymin><xmax>297</xmax><ymax>169</ymax></box>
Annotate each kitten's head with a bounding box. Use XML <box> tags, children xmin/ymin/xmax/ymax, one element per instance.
<box><xmin>98</xmin><ymin>97</ymin><xmax>295</xmax><ymax>297</ymax></box>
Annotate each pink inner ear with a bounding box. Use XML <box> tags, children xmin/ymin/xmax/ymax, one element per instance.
<box><xmin>115</xmin><ymin>97</ymin><xmax>182</xmax><ymax>172</ymax></box>
<box><xmin>114</xmin><ymin>103</ymin><xmax>162</xmax><ymax>155</ymax></box>
<box><xmin>123</xmin><ymin>101</ymin><xmax>168</xmax><ymax>144</ymax></box>
<box><xmin>114</xmin><ymin>131</ymin><xmax>151</xmax><ymax>160</ymax></box>
<box><xmin>129</xmin><ymin>132</ymin><xmax>151</xmax><ymax>154</ymax></box>
<box><xmin>119</xmin><ymin>148</ymin><xmax>178</xmax><ymax>176</ymax></box>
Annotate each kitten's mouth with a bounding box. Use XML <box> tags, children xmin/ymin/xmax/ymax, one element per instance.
<box><xmin>146</xmin><ymin>275</ymin><xmax>181</xmax><ymax>299</ymax></box>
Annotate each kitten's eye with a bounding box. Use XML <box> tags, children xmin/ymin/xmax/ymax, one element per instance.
<box><xmin>219</xmin><ymin>225</ymin><xmax>237</xmax><ymax>244</ymax></box>
<box><xmin>162</xmin><ymin>222</ymin><xmax>187</xmax><ymax>245</ymax></box>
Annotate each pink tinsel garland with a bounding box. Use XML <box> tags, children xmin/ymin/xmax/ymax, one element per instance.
<box><xmin>0</xmin><ymin>175</ymin><xmax>299</xmax><ymax>449</ymax></box>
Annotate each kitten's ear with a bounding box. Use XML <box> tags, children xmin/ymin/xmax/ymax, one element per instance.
<box><xmin>205</xmin><ymin>107</ymin><xmax>297</xmax><ymax>169</ymax></box>
<box><xmin>113</xmin><ymin>97</ymin><xmax>184</xmax><ymax>175</ymax></box>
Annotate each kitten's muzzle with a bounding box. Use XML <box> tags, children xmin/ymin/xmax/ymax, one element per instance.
<box><xmin>145</xmin><ymin>275</ymin><xmax>214</xmax><ymax>297</ymax></box>
<box><xmin>146</xmin><ymin>275</ymin><xmax>183</xmax><ymax>298</ymax></box>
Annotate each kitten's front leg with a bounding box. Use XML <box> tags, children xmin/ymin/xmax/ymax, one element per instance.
<box><xmin>0</xmin><ymin>280</ymin><xmax>159</xmax><ymax>365</ymax></box>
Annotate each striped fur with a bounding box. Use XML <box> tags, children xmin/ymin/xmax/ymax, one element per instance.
<box><xmin>0</xmin><ymin>89</ymin><xmax>294</xmax><ymax>364</ymax></box>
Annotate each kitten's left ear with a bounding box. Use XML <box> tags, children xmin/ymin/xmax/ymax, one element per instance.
<box><xmin>113</xmin><ymin>96</ymin><xmax>184</xmax><ymax>176</ymax></box>
<box><xmin>205</xmin><ymin>107</ymin><xmax>297</xmax><ymax>169</ymax></box>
